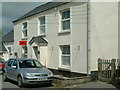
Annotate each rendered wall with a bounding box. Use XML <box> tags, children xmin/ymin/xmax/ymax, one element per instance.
<box><xmin>90</xmin><ymin>2</ymin><xmax>118</xmax><ymax>71</ymax></box>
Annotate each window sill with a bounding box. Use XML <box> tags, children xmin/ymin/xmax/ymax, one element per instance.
<box><xmin>22</xmin><ymin>37</ymin><xmax>28</xmax><ymax>40</ymax></box>
<box><xmin>22</xmin><ymin>28</ymin><xmax>27</xmax><ymax>30</ymax></box>
<box><xmin>58</xmin><ymin>30</ymin><xmax>70</xmax><ymax>35</ymax></box>
<box><xmin>38</xmin><ymin>34</ymin><xmax>46</xmax><ymax>37</ymax></box>
<box><xmin>58</xmin><ymin>66</ymin><xmax>70</xmax><ymax>71</ymax></box>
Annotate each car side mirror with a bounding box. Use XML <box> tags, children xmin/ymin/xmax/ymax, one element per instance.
<box><xmin>12</xmin><ymin>66</ymin><xmax>17</xmax><ymax>69</ymax></box>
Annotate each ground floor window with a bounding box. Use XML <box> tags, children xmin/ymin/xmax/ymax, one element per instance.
<box><xmin>60</xmin><ymin>45</ymin><xmax>70</xmax><ymax>66</ymax></box>
<box><xmin>22</xmin><ymin>46</ymin><xmax>27</xmax><ymax>58</ymax></box>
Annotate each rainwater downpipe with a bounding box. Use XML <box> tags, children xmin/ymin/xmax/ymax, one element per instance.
<box><xmin>87</xmin><ymin>1</ymin><xmax>90</xmax><ymax>76</ymax></box>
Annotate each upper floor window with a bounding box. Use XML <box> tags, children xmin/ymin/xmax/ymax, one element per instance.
<box><xmin>39</xmin><ymin>16</ymin><xmax>46</xmax><ymax>35</ymax></box>
<box><xmin>22</xmin><ymin>22</ymin><xmax>28</xmax><ymax>38</ymax></box>
<box><xmin>61</xmin><ymin>9</ymin><xmax>70</xmax><ymax>31</ymax></box>
<box><xmin>23</xmin><ymin>22</ymin><xmax>27</xmax><ymax>30</ymax></box>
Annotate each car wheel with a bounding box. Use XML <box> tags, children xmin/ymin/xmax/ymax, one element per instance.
<box><xmin>47</xmin><ymin>81</ymin><xmax>53</xmax><ymax>86</ymax></box>
<box><xmin>3</xmin><ymin>72</ymin><xmax>8</xmax><ymax>81</ymax></box>
<box><xmin>17</xmin><ymin>76</ymin><xmax>24</xmax><ymax>87</ymax></box>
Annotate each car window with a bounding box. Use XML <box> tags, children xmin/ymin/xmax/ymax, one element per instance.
<box><xmin>19</xmin><ymin>60</ymin><xmax>43</xmax><ymax>68</ymax></box>
<box><xmin>7</xmin><ymin>59</ymin><xmax>14</xmax><ymax>67</ymax></box>
<box><xmin>11</xmin><ymin>60</ymin><xmax>17</xmax><ymax>68</ymax></box>
<box><xmin>12</xmin><ymin>60</ymin><xmax>17</xmax><ymax>66</ymax></box>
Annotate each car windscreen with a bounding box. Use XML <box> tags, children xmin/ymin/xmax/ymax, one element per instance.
<box><xmin>19</xmin><ymin>60</ymin><xmax>43</xmax><ymax>68</ymax></box>
<box><xmin>0</xmin><ymin>58</ymin><xmax>5</xmax><ymax>63</ymax></box>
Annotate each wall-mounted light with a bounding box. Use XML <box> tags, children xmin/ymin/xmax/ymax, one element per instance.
<box><xmin>78</xmin><ymin>45</ymin><xmax>80</xmax><ymax>51</ymax></box>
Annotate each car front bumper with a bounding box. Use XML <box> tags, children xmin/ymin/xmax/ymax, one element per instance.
<box><xmin>23</xmin><ymin>77</ymin><xmax>53</xmax><ymax>84</ymax></box>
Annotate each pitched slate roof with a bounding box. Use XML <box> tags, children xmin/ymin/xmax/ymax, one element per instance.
<box><xmin>0</xmin><ymin>42</ymin><xmax>7</xmax><ymax>52</ymax></box>
<box><xmin>29</xmin><ymin>36</ymin><xmax>48</xmax><ymax>46</ymax></box>
<box><xmin>2</xmin><ymin>30</ymin><xmax>14</xmax><ymax>43</ymax></box>
<box><xmin>13</xmin><ymin>2</ymin><xmax>67</xmax><ymax>23</ymax></box>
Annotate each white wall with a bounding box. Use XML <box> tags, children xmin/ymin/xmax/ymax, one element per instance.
<box><xmin>39</xmin><ymin>46</ymin><xmax>47</xmax><ymax>66</ymax></box>
<box><xmin>90</xmin><ymin>2</ymin><xmax>118</xmax><ymax>71</ymax></box>
<box><xmin>71</xmin><ymin>3</ymin><xmax>88</xmax><ymax>73</ymax></box>
<box><xmin>14</xmin><ymin>23</ymin><xmax>22</xmax><ymax>58</ymax></box>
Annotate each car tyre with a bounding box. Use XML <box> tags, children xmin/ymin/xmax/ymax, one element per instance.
<box><xmin>17</xmin><ymin>76</ymin><xmax>24</xmax><ymax>87</ymax></box>
<box><xmin>3</xmin><ymin>72</ymin><xmax>8</xmax><ymax>81</ymax></box>
<box><xmin>47</xmin><ymin>80</ymin><xmax>53</xmax><ymax>86</ymax></box>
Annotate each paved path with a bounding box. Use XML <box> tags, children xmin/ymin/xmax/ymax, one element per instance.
<box><xmin>66</xmin><ymin>81</ymin><xmax>118</xmax><ymax>88</ymax></box>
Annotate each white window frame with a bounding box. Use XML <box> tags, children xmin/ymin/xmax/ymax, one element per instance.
<box><xmin>60</xmin><ymin>45</ymin><xmax>70</xmax><ymax>68</ymax></box>
<box><xmin>38</xmin><ymin>16</ymin><xmax>46</xmax><ymax>35</ymax></box>
<box><xmin>22</xmin><ymin>22</ymin><xmax>28</xmax><ymax>38</ymax></box>
<box><xmin>22</xmin><ymin>46</ymin><xmax>27</xmax><ymax>58</ymax></box>
<box><xmin>60</xmin><ymin>9</ymin><xmax>70</xmax><ymax>32</ymax></box>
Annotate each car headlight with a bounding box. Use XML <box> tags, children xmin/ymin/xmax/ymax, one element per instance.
<box><xmin>48</xmin><ymin>73</ymin><xmax>53</xmax><ymax>76</ymax></box>
<box><xmin>26</xmin><ymin>73</ymin><xmax>34</xmax><ymax>77</ymax></box>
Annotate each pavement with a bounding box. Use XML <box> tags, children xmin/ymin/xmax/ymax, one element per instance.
<box><xmin>65</xmin><ymin>81</ymin><xmax>118</xmax><ymax>89</ymax></box>
<box><xmin>0</xmin><ymin>73</ymin><xmax>119</xmax><ymax>89</ymax></box>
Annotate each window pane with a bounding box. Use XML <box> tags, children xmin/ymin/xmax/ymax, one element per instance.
<box><xmin>62</xmin><ymin>20</ymin><xmax>70</xmax><ymax>30</ymax></box>
<box><xmin>19</xmin><ymin>60</ymin><xmax>43</xmax><ymax>68</ymax></box>
<box><xmin>62</xmin><ymin>56</ymin><xmax>70</xmax><ymax>66</ymax></box>
<box><xmin>23</xmin><ymin>30</ymin><xmax>27</xmax><ymax>37</ymax></box>
<box><xmin>23</xmin><ymin>22</ymin><xmax>27</xmax><ymax>29</ymax></box>
<box><xmin>40</xmin><ymin>17</ymin><xmax>45</xmax><ymax>25</ymax></box>
<box><xmin>22</xmin><ymin>46</ymin><xmax>27</xmax><ymax>58</ymax></box>
<box><xmin>62</xmin><ymin>10</ymin><xmax>70</xmax><ymax>19</ymax></box>
<box><xmin>24</xmin><ymin>47</ymin><xmax>27</xmax><ymax>54</ymax></box>
<box><xmin>62</xmin><ymin>46</ymin><xmax>70</xmax><ymax>54</ymax></box>
<box><xmin>12</xmin><ymin>60</ymin><xmax>17</xmax><ymax>66</ymax></box>
<box><xmin>8</xmin><ymin>60</ymin><xmax>14</xmax><ymax>66</ymax></box>
<box><xmin>40</xmin><ymin>25</ymin><xmax>45</xmax><ymax>34</ymax></box>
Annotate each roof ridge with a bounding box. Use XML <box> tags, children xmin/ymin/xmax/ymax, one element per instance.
<box><xmin>13</xmin><ymin>2</ymin><xmax>68</xmax><ymax>23</ymax></box>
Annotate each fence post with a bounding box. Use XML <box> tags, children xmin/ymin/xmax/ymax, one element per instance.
<box><xmin>98</xmin><ymin>58</ymin><xmax>102</xmax><ymax>80</ymax></box>
<box><xmin>110</xmin><ymin>59</ymin><xmax>116</xmax><ymax>83</ymax></box>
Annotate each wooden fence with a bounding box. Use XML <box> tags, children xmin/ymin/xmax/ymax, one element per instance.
<box><xmin>98</xmin><ymin>58</ymin><xmax>120</xmax><ymax>84</ymax></box>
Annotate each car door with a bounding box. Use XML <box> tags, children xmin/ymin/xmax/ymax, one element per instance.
<box><xmin>6</xmin><ymin>59</ymin><xmax>14</xmax><ymax>79</ymax></box>
<box><xmin>10</xmin><ymin>60</ymin><xmax>18</xmax><ymax>81</ymax></box>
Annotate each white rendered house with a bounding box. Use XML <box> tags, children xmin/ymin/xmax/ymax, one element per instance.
<box><xmin>13</xmin><ymin>2</ymin><xmax>119</xmax><ymax>76</ymax></box>
<box><xmin>2</xmin><ymin>30</ymin><xmax>14</xmax><ymax>60</ymax></box>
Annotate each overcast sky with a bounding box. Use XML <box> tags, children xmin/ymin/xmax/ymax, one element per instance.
<box><xmin>1</xmin><ymin>2</ymin><xmax>46</xmax><ymax>35</ymax></box>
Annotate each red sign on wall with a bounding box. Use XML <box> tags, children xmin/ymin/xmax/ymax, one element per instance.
<box><xmin>19</xmin><ymin>41</ymin><xmax>27</xmax><ymax>45</ymax></box>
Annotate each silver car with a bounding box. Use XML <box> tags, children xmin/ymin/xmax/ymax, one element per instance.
<box><xmin>3</xmin><ymin>58</ymin><xmax>53</xmax><ymax>87</ymax></box>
